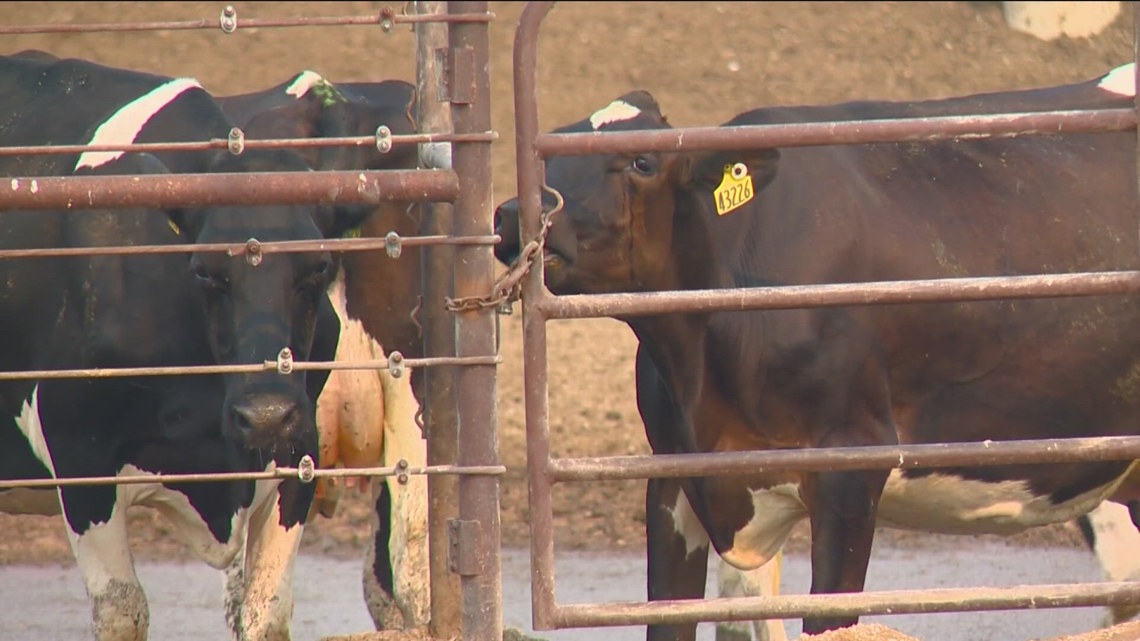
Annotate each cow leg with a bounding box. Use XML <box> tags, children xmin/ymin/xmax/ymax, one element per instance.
<box><xmin>1079</xmin><ymin>501</ymin><xmax>1140</xmax><ymax>626</ymax></box>
<box><xmin>801</xmin><ymin>469</ymin><xmax>888</xmax><ymax>635</ymax></box>
<box><xmin>715</xmin><ymin>554</ymin><xmax>788</xmax><ymax>641</ymax></box>
<box><xmin>364</xmin><ymin>364</ymin><xmax>429</xmax><ymax>630</ymax></box>
<box><xmin>647</xmin><ymin>476</ymin><xmax>710</xmax><ymax>641</ymax></box>
<box><xmin>215</xmin><ymin>483</ymin><xmax>300</xmax><ymax>638</ymax></box>
<box><xmin>65</xmin><ymin>501</ymin><xmax>149</xmax><ymax>641</ymax></box>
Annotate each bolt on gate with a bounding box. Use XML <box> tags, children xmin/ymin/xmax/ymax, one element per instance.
<box><xmin>0</xmin><ymin>3</ymin><xmax>504</xmax><ymax>641</ymax></box>
<box><xmin>509</xmin><ymin>0</ymin><xmax>1140</xmax><ymax>636</ymax></box>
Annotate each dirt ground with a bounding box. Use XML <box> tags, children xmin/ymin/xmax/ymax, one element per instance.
<box><xmin>0</xmin><ymin>0</ymin><xmax>1135</xmax><ymax>600</ymax></box>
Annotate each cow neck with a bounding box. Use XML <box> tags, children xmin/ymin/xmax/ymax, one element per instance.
<box><xmin>624</xmin><ymin>194</ymin><xmax>748</xmax><ymax>413</ymax></box>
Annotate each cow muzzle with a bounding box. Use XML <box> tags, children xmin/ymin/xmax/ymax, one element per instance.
<box><xmin>225</xmin><ymin>392</ymin><xmax>306</xmax><ymax>450</ymax></box>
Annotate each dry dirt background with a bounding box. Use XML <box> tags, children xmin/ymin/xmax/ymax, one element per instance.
<box><xmin>0</xmin><ymin>0</ymin><xmax>1135</xmax><ymax>583</ymax></box>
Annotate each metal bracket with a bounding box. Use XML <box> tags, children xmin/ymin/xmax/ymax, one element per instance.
<box><xmin>219</xmin><ymin>5</ymin><xmax>238</xmax><ymax>33</ymax></box>
<box><xmin>388</xmin><ymin>351</ymin><xmax>406</xmax><ymax>379</ymax></box>
<box><xmin>448</xmin><ymin>518</ymin><xmax>483</xmax><ymax>576</ymax></box>
<box><xmin>227</xmin><ymin>127</ymin><xmax>245</xmax><ymax>155</ymax></box>
<box><xmin>441</xmin><ymin>45</ymin><xmax>476</xmax><ymax>105</ymax></box>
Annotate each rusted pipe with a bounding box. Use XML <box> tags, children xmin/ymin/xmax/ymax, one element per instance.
<box><xmin>0</xmin><ymin>11</ymin><xmax>494</xmax><ymax>36</ymax></box>
<box><xmin>449</xmin><ymin>4</ymin><xmax>502</xmax><ymax>641</ymax></box>
<box><xmin>0</xmin><ymin>463</ymin><xmax>508</xmax><ymax>491</ymax></box>
<box><xmin>539</xmin><ymin>271</ymin><xmax>1140</xmax><ymax>320</ymax></box>
<box><xmin>551</xmin><ymin>583</ymin><xmax>1140</xmax><ymax>630</ymax></box>
<box><xmin>514</xmin><ymin>0</ymin><xmax>559</xmax><ymax>633</ymax></box>
<box><xmin>535</xmin><ymin>109</ymin><xmax>1137</xmax><ymax>158</ymax></box>
<box><xmin>415</xmin><ymin>1</ymin><xmax>464</xmax><ymax>636</ymax></box>
<box><xmin>0</xmin><ymin>234</ymin><xmax>498</xmax><ymax>260</ymax></box>
<box><xmin>0</xmin><ymin>169</ymin><xmax>458</xmax><ymax>211</ymax></box>
<box><xmin>0</xmin><ymin>354</ymin><xmax>500</xmax><ymax>381</ymax></box>
<box><xmin>547</xmin><ymin>435</ymin><xmax>1140</xmax><ymax>483</ymax></box>
<box><xmin>0</xmin><ymin>131</ymin><xmax>496</xmax><ymax>159</ymax></box>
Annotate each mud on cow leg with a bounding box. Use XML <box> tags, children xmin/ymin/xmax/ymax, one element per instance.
<box><xmin>363</xmin><ymin>362</ymin><xmax>430</xmax><ymax>631</ymax></box>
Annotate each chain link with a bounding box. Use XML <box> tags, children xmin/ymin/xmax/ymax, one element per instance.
<box><xmin>445</xmin><ymin>184</ymin><xmax>564</xmax><ymax>313</ymax></box>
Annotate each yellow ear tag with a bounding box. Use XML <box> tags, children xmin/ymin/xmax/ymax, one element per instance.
<box><xmin>167</xmin><ymin>219</ymin><xmax>181</xmax><ymax>236</ymax></box>
<box><xmin>342</xmin><ymin>226</ymin><xmax>362</xmax><ymax>239</ymax></box>
<box><xmin>713</xmin><ymin>162</ymin><xmax>754</xmax><ymax>216</ymax></box>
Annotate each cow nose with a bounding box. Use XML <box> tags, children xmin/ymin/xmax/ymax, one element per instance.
<box><xmin>230</xmin><ymin>397</ymin><xmax>301</xmax><ymax>441</ymax></box>
<box><xmin>493</xmin><ymin>199</ymin><xmax>521</xmax><ymax>265</ymax></box>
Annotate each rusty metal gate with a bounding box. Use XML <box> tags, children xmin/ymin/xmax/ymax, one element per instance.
<box><xmin>0</xmin><ymin>3</ymin><xmax>504</xmax><ymax>641</ymax></box>
<box><xmin>509</xmin><ymin>0</ymin><xmax>1140</xmax><ymax>636</ymax></box>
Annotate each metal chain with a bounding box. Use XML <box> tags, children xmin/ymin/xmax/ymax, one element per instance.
<box><xmin>444</xmin><ymin>184</ymin><xmax>564</xmax><ymax>313</ymax></box>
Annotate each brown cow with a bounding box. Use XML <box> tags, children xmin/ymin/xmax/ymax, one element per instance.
<box><xmin>494</xmin><ymin>62</ymin><xmax>1140</xmax><ymax>638</ymax></box>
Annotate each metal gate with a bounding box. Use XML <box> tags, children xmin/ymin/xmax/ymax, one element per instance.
<box><xmin>510</xmin><ymin>0</ymin><xmax>1140</xmax><ymax>635</ymax></box>
<box><xmin>0</xmin><ymin>4</ymin><xmax>504</xmax><ymax>641</ymax></box>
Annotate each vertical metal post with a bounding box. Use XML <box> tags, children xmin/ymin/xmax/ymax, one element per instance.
<box><xmin>513</xmin><ymin>0</ymin><xmax>558</xmax><ymax>631</ymax></box>
<box><xmin>1135</xmin><ymin>2</ymin><xmax>1140</xmax><ymax>257</ymax></box>
<box><xmin>448</xmin><ymin>3</ymin><xmax>502</xmax><ymax>641</ymax></box>
<box><xmin>415</xmin><ymin>2</ymin><xmax>462</xmax><ymax>638</ymax></box>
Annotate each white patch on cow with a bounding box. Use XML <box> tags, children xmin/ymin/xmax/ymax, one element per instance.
<box><xmin>721</xmin><ymin>483</ymin><xmax>805</xmax><ymax>570</ymax></box>
<box><xmin>75</xmin><ymin>78</ymin><xmax>202</xmax><ymax>171</ymax></box>
<box><xmin>285</xmin><ymin>70</ymin><xmax>324</xmax><ymax>98</ymax></box>
<box><xmin>14</xmin><ymin>385</ymin><xmax>56</xmax><ymax>477</ymax></box>
<box><xmin>318</xmin><ymin>265</ymin><xmax>430</xmax><ymax>628</ymax></box>
<box><xmin>876</xmin><ymin>469</ymin><xmax>1120</xmax><ymax>534</ymax></box>
<box><xmin>418</xmin><ymin>142</ymin><xmax>453</xmax><ymax>169</ymax></box>
<box><xmin>588</xmin><ymin>99</ymin><xmax>641</xmax><ymax>130</ymax></box>
<box><xmin>1098</xmin><ymin>63</ymin><xmax>1136</xmax><ymax>97</ymax></box>
<box><xmin>118</xmin><ymin>463</ymin><xmax>253</xmax><ymax>568</ymax></box>
<box><xmin>667</xmin><ymin>490</ymin><xmax>711</xmax><ymax>558</ymax></box>
<box><xmin>1086</xmin><ymin>501</ymin><xmax>1140</xmax><ymax>582</ymax></box>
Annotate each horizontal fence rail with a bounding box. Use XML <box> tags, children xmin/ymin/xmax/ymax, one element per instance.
<box><xmin>534</xmin><ymin>108</ymin><xmax>1136</xmax><ymax>157</ymax></box>
<box><xmin>513</xmin><ymin>0</ymin><xmax>1140</xmax><ymax>635</ymax></box>
<box><xmin>1</xmin><ymin>169</ymin><xmax>459</xmax><ymax>210</ymax></box>
<box><xmin>546</xmin><ymin>436</ymin><xmax>1140</xmax><ymax>482</ymax></box>
<box><xmin>0</xmin><ymin>462</ymin><xmax>507</xmax><ymax>491</ymax></box>
<box><xmin>538</xmin><ymin>271</ymin><xmax>1140</xmax><ymax>319</ymax></box>
<box><xmin>0</xmin><ymin>233</ymin><xmax>500</xmax><ymax>260</ymax></box>
<box><xmin>0</xmin><ymin>354</ymin><xmax>501</xmax><ymax>381</ymax></box>
<box><xmin>0</xmin><ymin>6</ymin><xmax>495</xmax><ymax>36</ymax></box>
<box><xmin>0</xmin><ymin>131</ymin><xmax>496</xmax><ymax>158</ymax></box>
<box><xmin>552</xmin><ymin>583</ymin><xmax>1140</xmax><ymax>629</ymax></box>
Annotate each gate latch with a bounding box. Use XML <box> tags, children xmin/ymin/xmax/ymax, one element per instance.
<box><xmin>448</xmin><ymin>518</ymin><xmax>483</xmax><ymax>577</ymax></box>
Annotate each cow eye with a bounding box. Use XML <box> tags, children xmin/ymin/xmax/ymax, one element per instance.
<box><xmin>631</xmin><ymin>155</ymin><xmax>655</xmax><ymax>175</ymax></box>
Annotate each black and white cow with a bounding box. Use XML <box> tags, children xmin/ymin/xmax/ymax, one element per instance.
<box><xmin>219</xmin><ymin>70</ymin><xmax>434</xmax><ymax>631</ymax></box>
<box><xmin>0</xmin><ymin>51</ymin><xmax>359</xmax><ymax>641</ymax></box>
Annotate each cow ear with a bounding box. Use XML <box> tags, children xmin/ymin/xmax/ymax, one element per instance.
<box><xmin>313</xmin><ymin>203</ymin><xmax>375</xmax><ymax>239</ymax></box>
<box><xmin>684</xmin><ymin>147</ymin><xmax>780</xmax><ymax>195</ymax></box>
<box><xmin>74</xmin><ymin>152</ymin><xmax>203</xmax><ymax>239</ymax></box>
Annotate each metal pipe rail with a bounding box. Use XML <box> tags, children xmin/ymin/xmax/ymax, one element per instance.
<box><xmin>0</xmin><ymin>234</ymin><xmax>500</xmax><ymax>260</ymax></box>
<box><xmin>0</xmin><ymin>354</ymin><xmax>501</xmax><ymax>381</ymax></box>
<box><xmin>1</xmin><ymin>169</ymin><xmax>459</xmax><ymax>211</ymax></box>
<box><xmin>0</xmin><ymin>6</ymin><xmax>494</xmax><ymax>36</ymax></box>
<box><xmin>0</xmin><ymin>462</ymin><xmax>508</xmax><ymax>491</ymax></box>
<box><xmin>513</xmin><ymin>0</ymin><xmax>1140</xmax><ymax>634</ymax></box>
<box><xmin>547</xmin><ymin>436</ymin><xmax>1140</xmax><ymax>482</ymax></box>
<box><xmin>0</xmin><ymin>131</ymin><xmax>496</xmax><ymax>159</ymax></box>
<box><xmin>539</xmin><ymin>271</ymin><xmax>1140</xmax><ymax>319</ymax></box>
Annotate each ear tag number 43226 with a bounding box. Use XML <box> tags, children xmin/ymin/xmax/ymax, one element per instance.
<box><xmin>714</xmin><ymin>162</ymin><xmax>754</xmax><ymax>216</ymax></box>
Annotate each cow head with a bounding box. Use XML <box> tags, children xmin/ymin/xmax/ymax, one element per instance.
<box><xmin>494</xmin><ymin>90</ymin><xmax>779</xmax><ymax>295</ymax></box>
<box><xmin>164</xmin><ymin>148</ymin><xmax>352</xmax><ymax>460</ymax></box>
